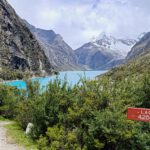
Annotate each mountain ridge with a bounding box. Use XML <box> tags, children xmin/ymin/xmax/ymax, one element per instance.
<box><xmin>23</xmin><ymin>20</ymin><xmax>80</xmax><ymax>71</ymax></box>
<box><xmin>91</xmin><ymin>32</ymin><xmax>137</xmax><ymax>57</ymax></box>
<box><xmin>75</xmin><ymin>33</ymin><xmax>137</xmax><ymax>70</ymax></box>
<box><xmin>126</xmin><ymin>32</ymin><xmax>150</xmax><ymax>60</ymax></box>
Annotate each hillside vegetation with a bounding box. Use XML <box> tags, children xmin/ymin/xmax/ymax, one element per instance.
<box><xmin>0</xmin><ymin>51</ymin><xmax>150</xmax><ymax>150</ymax></box>
<box><xmin>104</xmin><ymin>52</ymin><xmax>150</xmax><ymax>80</ymax></box>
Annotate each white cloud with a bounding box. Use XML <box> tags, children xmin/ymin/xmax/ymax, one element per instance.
<box><xmin>8</xmin><ymin>0</ymin><xmax>150</xmax><ymax>49</ymax></box>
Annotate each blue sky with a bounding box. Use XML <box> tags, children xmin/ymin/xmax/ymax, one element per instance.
<box><xmin>8</xmin><ymin>0</ymin><xmax>150</xmax><ymax>49</ymax></box>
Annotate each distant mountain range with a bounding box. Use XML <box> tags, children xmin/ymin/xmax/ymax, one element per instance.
<box><xmin>75</xmin><ymin>32</ymin><xmax>141</xmax><ymax>70</ymax></box>
<box><xmin>24</xmin><ymin>21</ymin><xmax>146</xmax><ymax>71</ymax></box>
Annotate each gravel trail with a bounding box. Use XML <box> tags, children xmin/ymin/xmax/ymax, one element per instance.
<box><xmin>0</xmin><ymin>121</ymin><xmax>25</xmax><ymax>150</ymax></box>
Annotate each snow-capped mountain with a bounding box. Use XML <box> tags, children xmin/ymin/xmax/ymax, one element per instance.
<box><xmin>91</xmin><ymin>32</ymin><xmax>137</xmax><ymax>58</ymax></box>
<box><xmin>75</xmin><ymin>32</ymin><xmax>139</xmax><ymax>70</ymax></box>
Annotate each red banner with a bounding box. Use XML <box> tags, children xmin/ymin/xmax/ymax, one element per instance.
<box><xmin>127</xmin><ymin>107</ymin><xmax>150</xmax><ymax>122</ymax></box>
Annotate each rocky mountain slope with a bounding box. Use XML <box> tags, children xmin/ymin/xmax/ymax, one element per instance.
<box><xmin>126</xmin><ymin>32</ymin><xmax>150</xmax><ymax>60</ymax></box>
<box><xmin>75</xmin><ymin>42</ymin><xmax>122</xmax><ymax>70</ymax></box>
<box><xmin>24</xmin><ymin>20</ymin><xmax>79</xmax><ymax>71</ymax></box>
<box><xmin>75</xmin><ymin>33</ymin><xmax>137</xmax><ymax>70</ymax></box>
<box><xmin>0</xmin><ymin>0</ymin><xmax>54</xmax><ymax>80</ymax></box>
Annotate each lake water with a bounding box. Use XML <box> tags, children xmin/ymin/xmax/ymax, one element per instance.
<box><xmin>4</xmin><ymin>71</ymin><xmax>107</xmax><ymax>89</ymax></box>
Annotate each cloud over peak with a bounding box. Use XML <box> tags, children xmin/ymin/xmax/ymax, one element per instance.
<box><xmin>8</xmin><ymin>0</ymin><xmax>150</xmax><ymax>49</ymax></box>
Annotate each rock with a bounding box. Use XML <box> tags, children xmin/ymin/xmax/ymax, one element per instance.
<box><xmin>25</xmin><ymin>123</ymin><xmax>34</xmax><ymax>135</ymax></box>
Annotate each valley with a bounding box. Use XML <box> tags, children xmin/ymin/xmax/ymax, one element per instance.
<box><xmin>0</xmin><ymin>0</ymin><xmax>150</xmax><ymax>150</ymax></box>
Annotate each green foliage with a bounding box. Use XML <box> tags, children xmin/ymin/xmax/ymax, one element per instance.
<box><xmin>136</xmin><ymin>74</ymin><xmax>150</xmax><ymax>108</ymax></box>
<box><xmin>1</xmin><ymin>69</ymin><xmax>150</xmax><ymax>149</ymax></box>
<box><xmin>0</xmin><ymin>67</ymin><xmax>27</xmax><ymax>81</ymax></box>
<box><xmin>0</xmin><ymin>85</ymin><xmax>22</xmax><ymax>118</ymax></box>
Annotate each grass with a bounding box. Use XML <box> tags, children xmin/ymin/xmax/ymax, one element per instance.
<box><xmin>0</xmin><ymin>116</ymin><xmax>9</xmax><ymax>121</ymax></box>
<box><xmin>5</xmin><ymin>121</ymin><xmax>38</xmax><ymax>150</ymax></box>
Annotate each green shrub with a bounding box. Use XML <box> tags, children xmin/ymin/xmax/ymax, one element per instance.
<box><xmin>1</xmin><ymin>72</ymin><xmax>150</xmax><ymax>149</ymax></box>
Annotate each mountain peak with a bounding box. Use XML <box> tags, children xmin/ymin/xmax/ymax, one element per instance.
<box><xmin>91</xmin><ymin>32</ymin><xmax>113</xmax><ymax>42</ymax></box>
<box><xmin>90</xmin><ymin>32</ymin><xmax>137</xmax><ymax>57</ymax></box>
<box><xmin>97</xmin><ymin>32</ymin><xmax>112</xmax><ymax>40</ymax></box>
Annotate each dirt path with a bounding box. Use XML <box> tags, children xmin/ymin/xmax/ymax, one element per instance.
<box><xmin>0</xmin><ymin>121</ymin><xmax>25</xmax><ymax>150</ymax></box>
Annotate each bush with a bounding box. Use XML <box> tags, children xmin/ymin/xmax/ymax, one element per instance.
<box><xmin>1</xmin><ymin>73</ymin><xmax>150</xmax><ymax>149</ymax></box>
<box><xmin>0</xmin><ymin>85</ymin><xmax>21</xmax><ymax>118</ymax></box>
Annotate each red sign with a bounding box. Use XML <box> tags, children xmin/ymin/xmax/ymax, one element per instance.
<box><xmin>127</xmin><ymin>107</ymin><xmax>150</xmax><ymax>122</ymax></box>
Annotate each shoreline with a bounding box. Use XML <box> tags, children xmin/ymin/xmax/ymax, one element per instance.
<box><xmin>0</xmin><ymin>71</ymin><xmax>59</xmax><ymax>84</ymax></box>
<box><xmin>0</xmin><ymin>70</ymin><xmax>108</xmax><ymax>84</ymax></box>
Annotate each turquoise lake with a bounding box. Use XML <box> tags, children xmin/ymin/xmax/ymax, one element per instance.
<box><xmin>4</xmin><ymin>71</ymin><xmax>107</xmax><ymax>89</ymax></box>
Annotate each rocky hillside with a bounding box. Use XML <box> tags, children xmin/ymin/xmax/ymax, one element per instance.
<box><xmin>24</xmin><ymin>20</ymin><xmax>80</xmax><ymax>71</ymax></box>
<box><xmin>126</xmin><ymin>32</ymin><xmax>150</xmax><ymax>60</ymax></box>
<box><xmin>0</xmin><ymin>0</ymin><xmax>54</xmax><ymax>80</ymax></box>
<box><xmin>75</xmin><ymin>33</ymin><xmax>136</xmax><ymax>70</ymax></box>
